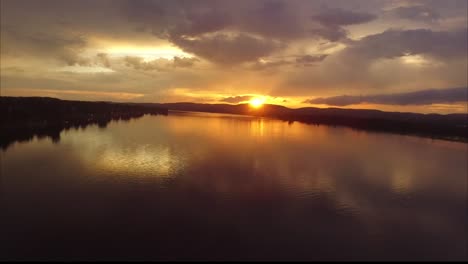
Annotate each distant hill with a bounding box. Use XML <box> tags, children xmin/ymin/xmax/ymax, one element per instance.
<box><xmin>146</xmin><ymin>102</ymin><xmax>467</xmax><ymax>141</ymax></box>
<box><xmin>144</xmin><ymin>101</ymin><xmax>465</xmax><ymax>125</ymax></box>
<box><xmin>1</xmin><ymin>97</ymin><xmax>467</xmax><ymax>144</ymax></box>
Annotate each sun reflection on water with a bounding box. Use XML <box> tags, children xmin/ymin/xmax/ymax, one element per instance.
<box><xmin>94</xmin><ymin>145</ymin><xmax>179</xmax><ymax>178</ymax></box>
<box><xmin>61</xmin><ymin>126</ymin><xmax>184</xmax><ymax>179</ymax></box>
<box><xmin>391</xmin><ymin>169</ymin><xmax>413</xmax><ymax>194</ymax></box>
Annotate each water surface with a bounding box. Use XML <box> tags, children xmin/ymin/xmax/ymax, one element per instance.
<box><xmin>1</xmin><ymin>111</ymin><xmax>466</xmax><ymax>261</ymax></box>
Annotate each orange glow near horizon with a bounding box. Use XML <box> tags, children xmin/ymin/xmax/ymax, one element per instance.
<box><xmin>249</xmin><ymin>97</ymin><xmax>266</xmax><ymax>108</ymax></box>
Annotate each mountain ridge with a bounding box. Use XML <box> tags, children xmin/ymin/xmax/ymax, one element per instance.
<box><xmin>1</xmin><ymin>96</ymin><xmax>466</xmax><ymax>143</ymax></box>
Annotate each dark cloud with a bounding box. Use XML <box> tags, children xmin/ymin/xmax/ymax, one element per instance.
<box><xmin>238</xmin><ymin>1</ymin><xmax>304</xmax><ymax>40</ymax></box>
<box><xmin>124</xmin><ymin>56</ymin><xmax>159</xmax><ymax>71</ymax></box>
<box><xmin>1</xmin><ymin>26</ymin><xmax>90</xmax><ymax>65</ymax></box>
<box><xmin>122</xmin><ymin>0</ymin><xmax>234</xmax><ymax>39</ymax></box>
<box><xmin>243</xmin><ymin>4</ymin><xmax>376</xmax><ymax>42</ymax></box>
<box><xmin>278</xmin><ymin>27</ymin><xmax>467</xmax><ymax>95</ymax></box>
<box><xmin>171</xmin><ymin>33</ymin><xmax>283</xmax><ymax>65</ymax></box>
<box><xmin>313</xmin><ymin>7</ymin><xmax>377</xmax><ymax>26</ymax></box>
<box><xmin>296</xmin><ymin>54</ymin><xmax>328</xmax><ymax>66</ymax></box>
<box><xmin>1</xmin><ymin>0</ymin><xmax>144</xmax><ymax>43</ymax></box>
<box><xmin>249</xmin><ymin>53</ymin><xmax>328</xmax><ymax>71</ymax></box>
<box><xmin>308</xmin><ymin>8</ymin><xmax>376</xmax><ymax>42</ymax></box>
<box><xmin>338</xmin><ymin>27</ymin><xmax>467</xmax><ymax>63</ymax></box>
<box><xmin>304</xmin><ymin>87</ymin><xmax>467</xmax><ymax>106</ymax></box>
<box><xmin>220</xmin><ymin>95</ymin><xmax>253</xmax><ymax>103</ymax></box>
<box><xmin>172</xmin><ymin>56</ymin><xmax>199</xmax><ymax>68</ymax></box>
<box><xmin>170</xmin><ymin>9</ymin><xmax>232</xmax><ymax>38</ymax></box>
<box><xmin>389</xmin><ymin>5</ymin><xmax>439</xmax><ymax>22</ymax></box>
<box><xmin>310</xmin><ymin>26</ymin><xmax>348</xmax><ymax>42</ymax></box>
<box><xmin>123</xmin><ymin>0</ymin><xmax>165</xmax><ymax>25</ymax></box>
<box><xmin>96</xmin><ymin>53</ymin><xmax>111</xmax><ymax>68</ymax></box>
<box><xmin>121</xmin><ymin>0</ymin><xmax>378</xmax><ymax>61</ymax></box>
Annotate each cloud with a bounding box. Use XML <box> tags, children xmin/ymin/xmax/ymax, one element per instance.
<box><xmin>215</xmin><ymin>3</ymin><xmax>374</xmax><ymax>42</ymax></box>
<box><xmin>172</xmin><ymin>56</ymin><xmax>199</xmax><ymax>68</ymax></box>
<box><xmin>171</xmin><ymin>33</ymin><xmax>283</xmax><ymax>65</ymax></box>
<box><xmin>168</xmin><ymin>7</ymin><xmax>232</xmax><ymax>38</ymax></box>
<box><xmin>389</xmin><ymin>5</ymin><xmax>439</xmax><ymax>22</ymax></box>
<box><xmin>220</xmin><ymin>95</ymin><xmax>253</xmax><ymax>103</ymax></box>
<box><xmin>310</xmin><ymin>26</ymin><xmax>348</xmax><ymax>42</ymax></box>
<box><xmin>277</xmin><ymin>26</ymin><xmax>467</xmax><ymax>96</ymax></box>
<box><xmin>296</xmin><ymin>54</ymin><xmax>328</xmax><ymax>66</ymax></box>
<box><xmin>313</xmin><ymin>7</ymin><xmax>377</xmax><ymax>26</ymax></box>
<box><xmin>340</xmin><ymin>27</ymin><xmax>468</xmax><ymax>62</ymax></box>
<box><xmin>248</xmin><ymin>53</ymin><xmax>328</xmax><ymax>71</ymax></box>
<box><xmin>96</xmin><ymin>53</ymin><xmax>111</xmax><ymax>68</ymax></box>
<box><xmin>1</xmin><ymin>26</ymin><xmax>91</xmax><ymax>65</ymax></box>
<box><xmin>304</xmin><ymin>87</ymin><xmax>468</xmax><ymax>106</ymax></box>
<box><xmin>249</xmin><ymin>59</ymin><xmax>292</xmax><ymax>71</ymax></box>
<box><xmin>308</xmin><ymin>7</ymin><xmax>377</xmax><ymax>42</ymax></box>
<box><xmin>124</xmin><ymin>56</ymin><xmax>160</xmax><ymax>71</ymax></box>
<box><xmin>122</xmin><ymin>0</ymin><xmax>378</xmax><ymax>56</ymax></box>
<box><xmin>123</xmin><ymin>56</ymin><xmax>199</xmax><ymax>71</ymax></box>
<box><xmin>123</xmin><ymin>0</ymin><xmax>165</xmax><ymax>25</ymax></box>
<box><xmin>237</xmin><ymin>1</ymin><xmax>305</xmax><ymax>40</ymax></box>
<box><xmin>1</xmin><ymin>0</ymin><xmax>467</xmax><ymax>112</ymax></box>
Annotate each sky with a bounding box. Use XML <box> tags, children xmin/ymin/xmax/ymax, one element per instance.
<box><xmin>1</xmin><ymin>0</ymin><xmax>467</xmax><ymax>113</ymax></box>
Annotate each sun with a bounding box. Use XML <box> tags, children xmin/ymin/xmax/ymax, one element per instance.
<box><xmin>249</xmin><ymin>97</ymin><xmax>265</xmax><ymax>108</ymax></box>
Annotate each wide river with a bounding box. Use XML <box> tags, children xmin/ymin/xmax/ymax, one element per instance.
<box><xmin>1</xmin><ymin>111</ymin><xmax>466</xmax><ymax>261</ymax></box>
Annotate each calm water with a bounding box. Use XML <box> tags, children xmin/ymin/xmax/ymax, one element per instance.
<box><xmin>1</xmin><ymin>111</ymin><xmax>467</xmax><ymax>261</ymax></box>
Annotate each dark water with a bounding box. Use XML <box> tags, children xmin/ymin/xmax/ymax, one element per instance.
<box><xmin>1</xmin><ymin>111</ymin><xmax>467</xmax><ymax>261</ymax></box>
